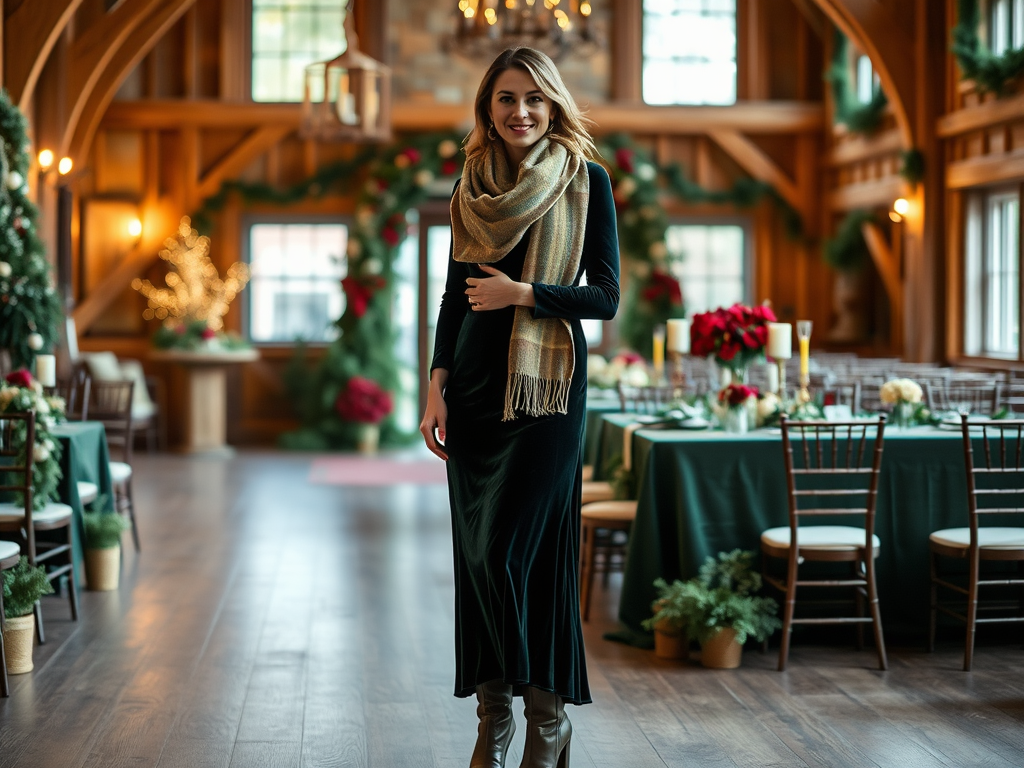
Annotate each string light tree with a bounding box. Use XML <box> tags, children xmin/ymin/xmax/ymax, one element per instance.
<box><xmin>135</xmin><ymin>217</ymin><xmax>257</xmax><ymax>455</ymax></box>
<box><xmin>0</xmin><ymin>91</ymin><xmax>62</xmax><ymax>374</ymax></box>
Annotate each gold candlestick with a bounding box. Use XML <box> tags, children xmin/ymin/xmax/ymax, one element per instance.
<box><xmin>796</xmin><ymin>320</ymin><xmax>813</xmax><ymax>403</ymax></box>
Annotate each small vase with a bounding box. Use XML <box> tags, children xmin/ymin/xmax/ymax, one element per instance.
<box><xmin>721</xmin><ymin>407</ymin><xmax>748</xmax><ymax>435</ymax></box>
<box><xmin>893</xmin><ymin>401</ymin><xmax>915</xmax><ymax>429</ymax></box>
<box><xmin>2</xmin><ymin>613</ymin><xmax>35</xmax><ymax>674</ymax></box>
<box><xmin>86</xmin><ymin>545</ymin><xmax>121</xmax><ymax>591</ymax></box>
<box><xmin>356</xmin><ymin>423</ymin><xmax>380</xmax><ymax>455</ymax></box>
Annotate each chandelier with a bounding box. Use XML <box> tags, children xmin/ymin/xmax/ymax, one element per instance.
<box><xmin>301</xmin><ymin>7</ymin><xmax>391</xmax><ymax>142</ymax></box>
<box><xmin>445</xmin><ymin>0</ymin><xmax>599</xmax><ymax>62</ymax></box>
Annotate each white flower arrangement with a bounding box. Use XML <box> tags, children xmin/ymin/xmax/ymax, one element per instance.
<box><xmin>756</xmin><ymin>392</ymin><xmax>782</xmax><ymax>427</ymax></box>
<box><xmin>0</xmin><ymin>372</ymin><xmax>67</xmax><ymax>510</ymax></box>
<box><xmin>880</xmin><ymin>378</ymin><xmax>923</xmax><ymax>405</ymax></box>
<box><xmin>587</xmin><ymin>353</ymin><xmax>651</xmax><ymax>389</ymax></box>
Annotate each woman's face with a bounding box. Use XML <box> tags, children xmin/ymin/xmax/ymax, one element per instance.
<box><xmin>487</xmin><ymin>68</ymin><xmax>555</xmax><ymax>166</ymax></box>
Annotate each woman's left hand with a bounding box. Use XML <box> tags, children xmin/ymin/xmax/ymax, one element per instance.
<box><xmin>465</xmin><ymin>265</ymin><xmax>533</xmax><ymax>311</ymax></box>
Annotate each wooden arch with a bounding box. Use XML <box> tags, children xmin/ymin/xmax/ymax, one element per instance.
<box><xmin>4</xmin><ymin>0</ymin><xmax>87</xmax><ymax>109</ymax></box>
<box><xmin>811</xmin><ymin>0</ymin><xmax>917</xmax><ymax>148</ymax></box>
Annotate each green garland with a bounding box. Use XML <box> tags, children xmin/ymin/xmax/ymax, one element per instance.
<box><xmin>827</xmin><ymin>30</ymin><xmax>888</xmax><ymax>135</ymax></box>
<box><xmin>823</xmin><ymin>209</ymin><xmax>876</xmax><ymax>272</ymax></box>
<box><xmin>601</xmin><ymin>134</ymin><xmax>802</xmax><ymax>357</ymax></box>
<box><xmin>899</xmin><ymin>148</ymin><xmax>926</xmax><ymax>187</ymax></box>
<box><xmin>0</xmin><ymin>89</ymin><xmax>63</xmax><ymax>369</ymax></box>
<box><xmin>0</xmin><ymin>376</ymin><xmax>66</xmax><ymax>510</ymax></box>
<box><xmin>953</xmin><ymin>0</ymin><xmax>1024</xmax><ymax>95</ymax></box>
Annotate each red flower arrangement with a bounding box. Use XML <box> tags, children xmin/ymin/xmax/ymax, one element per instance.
<box><xmin>341</xmin><ymin>275</ymin><xmax>387</xmax><ymax>318</ymax></box>
<box><xmin>690</xmin><ymin>303</ymin><xmax>776</xmax><ymax>369</ymax></box>
<box><xmin>642</xmin><ymin>270</ymin><xmax>683</xmax><ymax>306</ymax></box>
<box><xmin>718</xmin><ymin>383</ymin><xmax>759</xmax><ymax>408</ymax></box>
<box><xmin>4</xmin><ymin>369</ymin><xmax>33</xmax><ymax>388</ymax></box>
<box><xmin>335</xmin><ymin>376</ymin><xmax>393</xmax><ymax>424</ymax></box>
<box><xmin>614</xmin><ymin>147</ymin><xmax>635</xmax><ymax>174</ymax></box>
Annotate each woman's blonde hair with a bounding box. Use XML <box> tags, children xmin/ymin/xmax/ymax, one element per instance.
<box><xmin>463</xmin><ymin>47</ymin><xmax>599</xmax><ymax>162</ymax></box>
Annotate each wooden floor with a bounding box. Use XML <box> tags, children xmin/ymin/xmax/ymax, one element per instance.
<box><xmin>2</xmin><ymin>451</ymin><xmax>1024</xmax><ymax>767</ymax></box>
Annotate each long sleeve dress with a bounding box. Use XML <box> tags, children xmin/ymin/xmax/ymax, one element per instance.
<box><xmin>431</xmin><ymin>161</ymin><xmax>620</xmax><ymax>705</ymax></box>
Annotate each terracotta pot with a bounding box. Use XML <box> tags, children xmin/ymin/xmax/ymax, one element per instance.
<box><xmin>700</xmin><ymin>627</ymin><xmax>743</xmax><ymax>669</ymax></box>
<box><xmin>356</xmin><ymin>423</ymin><xmax>380</xmax><ymax>455</ymax></box>
<box><xmin>653</xmin><ymin>627</ymin><xmax>689</xmax><ymax>660</ymax></box>
<box><xmin>2</xmin><ymin>613</ymin><xmax>35</xmax><ymax>674</ymax></box>
<box><xmin>86</xmin><ymin>545</ymin><xmax>121</xmax><ymax>591</ymax></box>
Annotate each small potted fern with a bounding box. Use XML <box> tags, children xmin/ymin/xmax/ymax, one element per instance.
<box><xmin>2</xmin><ymin>557</ymin><xmax>54</xmax><ymax>674</ymax></box>
<box><xmin>641</xmin><ymin>578</ymin><xmax>690</xmax><ymax>659</ymax></box>
<box><xmin>83</xmin><ymin>510</ymin><xmax>131</xmax><ymax>591</ymax></box>
<box><xmin>680</xmin><ymin>549</ymin><xmax>781</xmax><ymax>669</ymax></box>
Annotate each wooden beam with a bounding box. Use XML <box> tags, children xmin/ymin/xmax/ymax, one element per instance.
<box><xmin>101</xmin><ymin>99</ymin><xmax>827</xmax><ymax>134</ymax></box>
<box><xmin>708</xmin><ymin>129</ymin><xmax>802</xmax><ymax>210</ymax></box>
<box><xmin>195</xmin><ymin>126</ymin><xmax>294</xmax><ymax>202</ymax></box>
<box><xmin>66</xmin><ymin>0</ymin><xmax>198</xmax><ymax>162</ymax></box>
<box><xmin>936</xmin><ymin>91</ymin><xmax>1024</xmax><ymax>137</ymax></box>
<box><xmin>611</xmin><ymin>0</ymin><xmax>642</xmax><ymax>102</ymax></box>
<box><xmin>4</xmin><ymin>0</ymin><xmax>86</xmax><ymax>109</ymax></box>
<box><xmin>861</xmin><ymin>221</ymin><xmax>902</xmax><ymax>309</ymax></box>
<box><xmin>62</xmin><ymin>0</ymin><xmax>167</xmax><ymax>156</ymax></box>
<box><xmin>946</xmin><ymin>149</ymin><xmax>1024</xmax><ymax>189</ymax></box>
<box><xmin>828</xmin><ymin>129</ymin><xmax>903</xmax><ymax>166</ymax></box>
<box><xmin>829</xmin><ymin>176</ymin><xmax>904</xmax><ymax>211</ymax></box>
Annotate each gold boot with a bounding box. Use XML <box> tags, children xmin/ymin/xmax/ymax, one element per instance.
<box><xmin>519</xmin><ymin>686</ymin><xmax>571</xmax><ymax>768</ymax></box>
<box><xmin>471</xmin><ymin>680</ymin><xmax>515</xmax><ymax>768</ymax></box>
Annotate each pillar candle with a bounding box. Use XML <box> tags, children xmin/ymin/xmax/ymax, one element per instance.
<box><xmin>799</xmin><ymin>337</ymin><xmax>810</xmax><ymax>377</ymax></box>
<box><xmin>652</xmin><ymin>326</ymin><xmax>665</xmax><ymax>377</ymax></box>
<box><xmin>666</xmin><ymin>319</ymin><xmax>690</xmax><ymax>354</ymax></box>
<box><xmin>767</xmin><ymin>323</ymin><xmax>792</xmax><ymax>359</ymax></box>
<box><xmin>35</xmin><ymin>354</ymin><xmax>56</xmax><ymax>387</ymax></box>
<box><xmin>766</xmin><ymin>363</ymin><xmax>779</xmax><ymax>394</ymax></box>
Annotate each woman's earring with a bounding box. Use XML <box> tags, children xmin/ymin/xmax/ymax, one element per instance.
<box><xmin>487</xmin><ymin>122</ymin><xmax>498</xmax><ymax>141</ymax></box>
<box><xmin>546</xmin><ymin>121</ymin><xmax>556</xmax><ymax>134</ymax></box>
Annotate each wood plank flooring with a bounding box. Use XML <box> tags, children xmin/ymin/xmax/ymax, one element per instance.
<box><xmin>2</xmin><ymin>450</ymin><xmax>1024</xmax><ymax>767</ymax></box>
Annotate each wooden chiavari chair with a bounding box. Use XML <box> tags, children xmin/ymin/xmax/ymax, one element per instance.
<box><xmin>761</xmin><ymin>415</ymin><xmax>889</xmax><ymax>671</ymax></box>
<box><xmin>87</xmin><ymin>380</ymin><xmax>140</xmax><ymax>551</ymax></box>
<box><xmin>926</xmin><ymin>380</ymin><xmax>1002</xmax><ymax>417</ymax></box>
<box><xmin>0</xmin><ymin>411</ymin><xmax>79</xmax><ymax>644</ymax></box>
<box><xmin>1000</xmin><ymin>382</ymin><xmax>1024</xmax><ymax>414</ymax></box>
<box><xmin>929</xmin><ymin>417</ymin><xmax>1024</xmax><ymax>670</ymax></box>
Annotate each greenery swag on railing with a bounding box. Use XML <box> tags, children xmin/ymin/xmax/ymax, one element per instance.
<box><xmin>827</xmin><ymin>30</ymin><xmax>889</xmax><ymax>136</ymax></box>
<box><xmin>953</xmin><ymin>0</ymin><xmax>1024</xmax><ymax>95</ymax></box>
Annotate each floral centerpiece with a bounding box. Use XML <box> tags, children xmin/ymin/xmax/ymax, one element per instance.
<box><xmin>880</xmin><ymin>377</ymin><xmax>924</xmax><ymax>428</ymax></box>
<box><xmin>335</xmin><ymin>376</ymin><xmax>393</xmax><ymax>454</ymax></box>
<box><xmin>0</xmin><ymin>369</ymin><xmax>66</xmax><ymax>509</ymax></box>
<box><xmin>690</xmin><ymin>303</ymin><xmax>777</xmax><ymax>381</ymax></box>
<box><xmin>713</xmin><ymin>383</ymin><xmax>759</xmax><ymax>434</ymax></box>
<box><xmin>587</xmin><ymin>351</ymin><xmax>651</xmax><ymax>390</ymax></box>
<box><xmin>152</xmin><ymin>319</ymin><xmax>251</xmax><ymax>352</ymax></box>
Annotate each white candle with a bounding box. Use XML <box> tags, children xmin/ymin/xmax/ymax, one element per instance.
<box><xmin>766</xmin><ymin>364</ymin><xmax>779</xmax><ymax>394</ymax></box>
<box><xmin>666</xmin><ymin>319</ymin><xmax>690</xmax><ymax>354</ymax></box>
<box><xmin>35</xmin><ymin>354</ymin><xmax>56</xmax><ymax>387</ymax></box>
<box><xmin>767</xmin><ymin>323</ymin><xmax>792</xmax><ymax>359</ymax></box>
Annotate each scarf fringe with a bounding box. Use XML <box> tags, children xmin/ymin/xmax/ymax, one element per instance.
<box><xmin>502</xmin><ymin>372</ymin><xmax>571</xmax><ymax>422</ymax></box>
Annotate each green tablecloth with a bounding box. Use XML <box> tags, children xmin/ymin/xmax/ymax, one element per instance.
<box><xmin>584</xmin><ymin>392</ymin><xmax>621</xmax><ymax>469</ymax></box>
<box><xmin>605</xmin><ymin>416</ymin><xmax>1010</xmax><ymax>640</ymax></box>
<box><xmin>51</xmin><ymin>421</ymin><xmax>114</xmax><ymax>579</ymax></box>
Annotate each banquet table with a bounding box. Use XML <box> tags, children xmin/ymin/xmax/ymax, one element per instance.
<box><xmin>583</xmin><ymin>391</ymin><xmax>622</xmax><ymax>468</ymax></box>
<box><xmin>597</xmin><ymin>413</ymin><xmax>1015</xmax><ymax>641</ymax></box>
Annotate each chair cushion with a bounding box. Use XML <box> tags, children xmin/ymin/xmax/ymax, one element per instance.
<box><xmin>930</xmin><ymin>527</ymin><xmax>1024</xmax><ymax>550</ymax></box>
<box><xmin>0</xmin><ymin>540</ymin><xmax>20</xmax><ymax>564</ymax></box>
<box><xmin>581</xmin><ymin>500</ymin><xmax>638</xmax><ymax>522</ymax></box>
<box><xmin>81</xmin><ymin>351</ymin><xmax>123</xmax><ymax>380</ymax></box>
<box><xmin>0</xmin><ymin>502</ymin><xmax>73</xmax><ymax>525</ymax></box>
<box><xmin>581</xmin><ymin>464</ymin><xmax>594</xmax><ymax>482</ymax></box>
<box><xmin>81</xmin><ymin>353</ymin><xmax>156</xmax><ymax>420</ymax></box>
<box><xmin>581</xmin><ymin>481</ymin><xmax>615</xmax><ymax>505</ymax></box>
<box><xmin>761</xmin><ymin>525</ymin><xmax>881</xmax><ymax>551</ymax></box>
<box><xmin>77</xmin><ymin>481</ymin><xmax>99</xmax><ymax>504</ymax></box>
<box><xmin>109</xmin><ymin>461</ymin><xmax>133</xmax><ymax>484</ymax></box>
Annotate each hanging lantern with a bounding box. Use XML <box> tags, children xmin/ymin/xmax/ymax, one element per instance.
<box><xmin>301</xmin><ymin>8</ymin><xmax>391</xmax><ymax>142</ymax></box>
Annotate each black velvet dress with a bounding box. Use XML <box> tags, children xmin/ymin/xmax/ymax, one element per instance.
<box><xmin>431</xmin><ymin>161</ymin><xmax>620</xmax><ymax>705</ymax></box>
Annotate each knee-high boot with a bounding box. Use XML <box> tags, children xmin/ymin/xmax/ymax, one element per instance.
<box><xmin>519</xmin><ymin>686</ymin><xmax>571</xmax><ymax>768</ymax></box>
<box><xmin>471</xmin><ymin>680</ymin><xmax>516</xmax><ymax>768</ymax></box>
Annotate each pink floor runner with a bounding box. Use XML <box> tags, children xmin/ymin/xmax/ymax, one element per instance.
<box><xmin>308</xmin><ymin>453</ymin><xmax>448</xmax><ymax>486</ymax></box>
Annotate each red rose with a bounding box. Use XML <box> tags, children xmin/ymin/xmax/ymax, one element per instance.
<box><xmin>615</xmin><ymin>147</ymin><xmax>635</xmax><ymax>174</ymax></box>
<box><xmin>342</xmin><ymin>276</ymin><xmax>372</xmax><ymax>318</ymax></box>
<box><xmin>5</xmin><ymin>369</ymin><xmax>33</xmax><ymax>388</ymax></box>
<box><xmin>335</xmin><ymin>376</ymin><xmax>393</xmax><ymax>424</ymax></box>
<box><xmin>441</xmin><ymin>159</ymin><xmax>458</xmax><ymax>176</ymax></box>
<box><xmin>719</xmin><ymin>383</ymin><xmax>759</xmax><ymax>407</ymax></box>
<box><xmin>201</xmin><ymin>327</ymin><xmax>216</xmax><ymax>340</ymax></box>
<box><xmin>381</xmin><ymin>227</ymin><xmax>400</xmax><ymax>247</ymax></box>
<box><xmin>719</xmin><ymin>339</ymin><xmax>741</xmax><ymax>362</ymax></box>
<box><xmin>403</xmin><ymin>148</ymin><xmax>421</xmax><ymax>164</ymax></box>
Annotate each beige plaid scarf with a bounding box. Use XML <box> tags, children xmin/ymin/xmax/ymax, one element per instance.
<box><xmin>451</xmin><ymin>138</ymin><xmax>589</xmax><ymax>421</ymax></box>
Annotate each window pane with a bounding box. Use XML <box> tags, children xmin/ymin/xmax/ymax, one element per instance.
<box><xmin>981</xmin><ymin>192</ymin><xmax>1021</xmax><ymax>357</ymax></box>
<box><xmin>665</xmin><ymin>223</ymin><xmax>746</xmax><ymax>316</ymax></box>
<box><xmin>426</xmin><ymin>226</ymin><xmax>452</xmax><ymax>367</ymax></box>
<box><xmin>248</xmin><ymin>222</ymin><xmax>347</xmax><ymax>342</ymax></box>
<box><xmin>642</xmin><ymin>0</ymin><xmax>737</xmax><ymax>106</ymax></box>
<box><xmin>964</xmin><ymin>194</ymin><xmax>983</xmax><ymax>356</ymax></box>
<box><xmin>252</xmin><ymin>2</ymin><xmax>346</xmax><ymax>102</ymax></box>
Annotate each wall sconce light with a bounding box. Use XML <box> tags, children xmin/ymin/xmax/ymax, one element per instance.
<box><xmin>38</xmin><ymin>149</ymin><xmax>54</xmax><ymax>172</ymax></box>
<box><xmin>57</xmin><ymin>157</ymin><xmax>73</xmax><ymax>176</ymax></box>
<box><xmin>128</xmin><ymin>217</ymin><xmax>143</xmax><ymax>243</ymax></box>
<box><xmin>889</xmin><ymin>197</ymin><xmax>909</xmax><ymax>223</ymax></box>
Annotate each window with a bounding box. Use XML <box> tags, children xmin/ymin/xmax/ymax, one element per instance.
<box><xmin>246</xmin><ymin>222</ymin><xmax>348</xmax><ymax>343</ymax></box>
<box><xmin>855</xmin><ymin>54</ymin><xmax>880</xmax><ymax>105</ymax></box>
<box><xmin>664</xmin><ymin>223</ymin><xmax>747</xmax><ymax>315</ymax></box>
<box><xmin>987</xmin><ymin>0</ymin><xmax>1024</xmax><ymax>56</ymax></box>
<box><xmin>252</xmin><ymin>0</ymin><xmax>347</xmax><ymax>102</ymax></box>
<box><xmin>964</xmin><ymin>189</ymin><xmax>1021</xmax><ymax>359</ymax></box>
<box><xmin>642</xmin><ymin>0</ymin><xmax>737</xmax><ymax>106</ymax></box>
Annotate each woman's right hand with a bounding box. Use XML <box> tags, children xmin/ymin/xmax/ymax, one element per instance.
<box><xmin>420</xmin><ymin>373</ymin><xmax>449</xmax><ymax>461</ymax></box>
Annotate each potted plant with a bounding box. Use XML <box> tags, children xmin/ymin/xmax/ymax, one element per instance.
<box><xmin>655</xmin><ymin>549</ymin><xmax>781</xmax><ymax>669</ymax></box>
<box><xmin>641</xmin><ymin>578</ymin><xmax>691</xmax><ymax>659</ymax></box>
<box><xmin>83</xmin><ymin>509</ymin><xmax>131</xmax><ymax>591</ymax></box>
<box><xmin>2</xmin><ymin>556</ymin><xmax>54</xmax><ymax>674</ymax></box>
